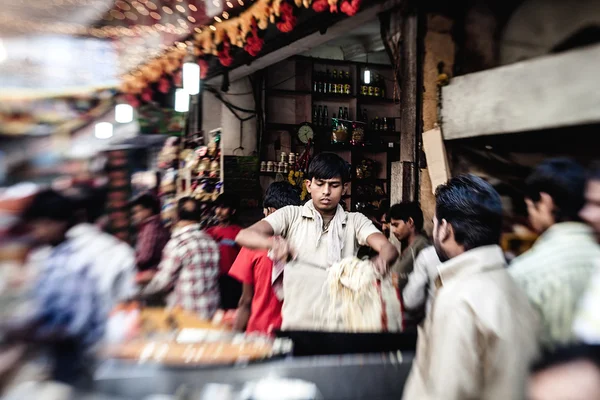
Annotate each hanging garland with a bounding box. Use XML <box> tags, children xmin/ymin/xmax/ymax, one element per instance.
<box><xmin>119</xmin><ymin>0</ymin><xmax>361</xmax><ymax>104</ymax></box>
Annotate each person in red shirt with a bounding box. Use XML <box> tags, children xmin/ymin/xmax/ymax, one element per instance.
<box><xmin>206</xmin><ymin>193</ymin><xmax>243</xmax><ymax>309</ymax></box>
<box><xmin>229</xmin><ymin>182</ymin><xmax>301</xmax><ymax>335</ymax></box>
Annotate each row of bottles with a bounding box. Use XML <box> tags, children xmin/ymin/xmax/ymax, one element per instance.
<box><xmin>313</xmin><ymin>105</ymin><xmax>351</xmax><ymax>126</ymax></box>
<box><xmin>313</xmin><ymin>70</ymin><xmax>352</xmax><ymax>95</ymax></box>
<box><xmin>360</xmin><ymin>73</ymin><xmax>386</xmax><ymax>98</ymax></box>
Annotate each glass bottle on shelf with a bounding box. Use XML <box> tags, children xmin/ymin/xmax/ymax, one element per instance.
<box><xmin>329</xmin><ymin>70</ymin><xmax>336</xmax><ymax>94</ymax></box>
<box><xmin>344</xmin><ymin>71</ymin><xmax>351</xmax><ymax>95</ymax></box>
<box><xmin>338</xmin><ymin>106</ymin><xmax>344</xmax><ymax>120</ymax></box>
<box><xmin>380</xmin><ymin>76</ymin><xmax>386</xmax><ymax>99</ymax></box>
<box><xmin>317</xmin><ymin>105</ymin><xmax>323</xmax><ymax>126</ymax></box>
<box><xmin>373</xmin><ymin>74</ymin><xmax>381</xmax><ymax>97</ymax></box>
<box><xmin>337</xmin><ymin>71</ymin><xmax>344</xmax><ymax>94</ymax></box>
<box><xmin>324</xmin><ymin>69</ymin><xmax>330</xmax><ymax>93</ymax></box>
<box><xmin>382</xmin><ymin>117</ymin><xmax>388</xmax><ymax>131</ymax></box>
<box><xmin>323</xmin><ymin>106</ymin><xmax>329</xmax><ymax>127</ymax></box>
<box><xmin>318</xmin><ymin>72</ymin><xmax>325</xmax><ymax>93</ymax></box>
<box><xmin>312</xmin><ymin>105</ymin><xmax>318</xmax><ymax>124</ymax></box>
<box><xmin>313</xmin><ymin>72</ymin><xmax>318</xmax><ymax>92</ymax></box>
<box><xmin>368</xmin><ymin>77</ymin><xmax>374</xmax><ymax>96</ymax></box>
<box><xmin>343</xmin><ymin>107</ymin><xmax>349</xmax><ymax>120</ymax></box>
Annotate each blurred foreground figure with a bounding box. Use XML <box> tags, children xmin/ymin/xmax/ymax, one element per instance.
<box><xmin>510</xmin><ymin>159</ymin><xmax>600</xmax><ymax>349</ymax></box>
<box><xmin>22</xmin><ymin>190</ymin><xmax>103</xmax><ymax>385</ymax></box>
<box><xmin>528</xmin><ymin>345</ymin><xmax>600</xmax><ymax>400</ymax></box>
<box><xmin>402</xmin><ymin>175</ymin><xmax>539</xmax><ymax>400</ymax></box>
<box><xmin>130</xmin><ymin>193</ymin><xmax>170</xmax><ymax>283</ymax></box>
<box><xmin>66</xmin><ymin>185</ymin><xmax>136</xmax><ymax>310</ymax></box>
<box><xmin>229</xmin><ymin>182</ymin><xmax>301</xmax><ymax>335</ymax></box>
<box><xmin>401</xmin><ymin>246</ymin><xmax>441</xmax><ymax>323</ymax></box>
<box><xmin>143</xmin><ymin>197</ymin><xmax>220</xmax><ymax>320</ymax></box>
<box><xmin>574</xmin><ymin>162</ymin><xmax>600</xmax><ymax>343</ymax></box>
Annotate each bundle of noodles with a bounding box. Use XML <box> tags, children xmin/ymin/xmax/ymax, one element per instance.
<box><xmin>321</xmin><ymin>257</ymin><xmax>402</xmax><ymax>332</ymax></box>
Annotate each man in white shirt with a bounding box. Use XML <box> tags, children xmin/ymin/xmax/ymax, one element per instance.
<box><xmin>403</xmin><ymin>175</ymin><xmax>539</xmax><ymax>400</ymax></box>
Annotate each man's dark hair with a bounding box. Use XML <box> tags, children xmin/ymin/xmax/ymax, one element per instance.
<box><xmin>435</xmin><ymin>174</ymin><xmax>503</xmax><ymax>250</ymax></box>
<box><xmin>67</xmin><ymin>185</ymin><xmax>108</xmax><ymax>223</ymax></box>
<box><xmin>388</xmin><ymin>202</ymin><xmax>424</xmax><ymax>232</ymax></box>
<box><xmin>588</xmin><ymin>160</ymin><xmax>600</xmax><ymax>181</ymax></box>
<box><xmin>531</xmin><ymin>344</ymin><xmax>600</xmax><ymax>373</ymax></box>
<box><xmin>129</xmin><ymin>192</ymin><xmax>161</xmax><ymax>215</ymax></box>
<box><xmin>214</xmin><ymin>192</ymin><xmax>240</xmax><ymax>211</ymax></box>
<box><xmin>177</xmin><ymin>197</ymin><xmax>201</xmax><ymax>222</ymax></box>
<box><xmin>264</xmin><ymin>182</ymin><xmax>301</xmax><ymax>210</ymax></box>
<box><xmin>22</xmin><ymin>189</ymin><xmax>75</xmax><ymax>223</ymax></box>
<box><xmin>524</xmin><ymin>158</ymin><xmax>586</xmax><ymax>222</ymax></box>
<box><xmin>307</xmin><ymin>152</ymin><xmax>351</xmax><ymax>184</ymax></box>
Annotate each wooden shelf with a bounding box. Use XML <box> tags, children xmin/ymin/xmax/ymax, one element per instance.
<box><xmin>358</xmin><ymin>96</ymin><xmax>397</xmax><ymax>105</ymax></box>
<box><xmin>266</xmin><ymin>89</ymin><xmax>312</xmax><ymax>97</ymax></box>
<box><xmin>312</xmin><ymin>92</ymin><xmax>356</xmax><ymax>102</ymax></box>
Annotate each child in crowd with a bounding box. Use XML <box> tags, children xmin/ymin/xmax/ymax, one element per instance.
<box><xmin>206</xmin><ymin>193</ymin><xmax>243</xmax><ymax>309</ymax></box>
<box><xmin>229</xmin><ymin>182</ymin><xmax>301</xmax><ymax>335</ymax></box>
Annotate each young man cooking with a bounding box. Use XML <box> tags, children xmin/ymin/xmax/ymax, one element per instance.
<box><xmin>235</xmin><ymin>152</ymin><xmax>398</xmax><ymax>330</ymax></box>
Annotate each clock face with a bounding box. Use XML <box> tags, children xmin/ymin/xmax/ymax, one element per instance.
<box><xmin>298</xmin><ymin>124</ymin><xmax>314</xmax><ymax>143</ymax></box>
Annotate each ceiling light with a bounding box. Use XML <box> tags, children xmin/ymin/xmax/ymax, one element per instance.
<box><xmin>115</xmin><ymin>104</ymin><xmax>134</xmax><ymax>123</ymax></box>
<box><xmin>95</xmin><ymin>122</ymin><xmax>113</xmax><ymax>139</ymax></box>
<box><xmin>174</xmin><ymin>89</ymin><xmax>189</xmax><ymax>112</ymax></box>
<box><xmin>183</xmin><ymin>47</ymin><xmax>200</xmax><ymax>95</ymax></box>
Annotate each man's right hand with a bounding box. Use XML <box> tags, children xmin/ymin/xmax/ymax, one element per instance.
<box><xmin>270</xmin><ymin>236</ymin><xmax>296</xmax><ymax>263</ymax></box>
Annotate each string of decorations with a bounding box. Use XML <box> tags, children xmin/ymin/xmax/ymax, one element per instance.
<box><xmin>119</xmin><ymin>0</ymin><xmax>362</xmax><ymax>104</ymax></box>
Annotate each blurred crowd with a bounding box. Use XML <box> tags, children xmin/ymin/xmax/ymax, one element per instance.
<box><xmin>1</xmin><ymin>155</ymin><xmax>600</xmax><ymax>399</ymax></box>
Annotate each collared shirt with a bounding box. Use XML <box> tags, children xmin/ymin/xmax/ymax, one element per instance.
<box><xmin>263</xmin><ymin>201</ymin><xmax>380</xmax><ymax>330</ymax></box>
<box><xmin>66</xmin><ymin>223</ymin><xmax>136</xmax><ymax>310</ymax></box>
<box><xmin>135</xmin><ymin>215</ymin><xmax>170</xmax><ymax>271</ymax></box>
<box><xmin>403</xmin><ymin>245</ymin><xmax>539</xmax><ymax>400</ymax></box>
<box><xmin>144</xmin><ymin>224</ymin><xmax>220</xmax><ymax>320</ymax></box>
<box><xmin>34</xmin><ymin>241</ymin><xmax>104</xmax><ymax>349</ymax></box>
<box><xmin>393</xmin><ymin>234</ymin><xmax>430</xmax><ymax>289</ymax></box>
<box><xmin>574</xmin><ymin>261</ymin><xmax>600</xmax><ymax>343</ymax></box>
<box><xmin>510</xmin><ymin>222</ymin><xmax>600</xmax><ymax>348</ymax></box>
<box><xmin>402</xmin><ymin>245</ymin><xmax>441</xmax><ymax>317</ymax></box>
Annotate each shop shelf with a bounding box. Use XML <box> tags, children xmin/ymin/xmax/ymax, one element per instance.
<box><xmin>312</xmin><ymin>93</ymin><xmax>356</xmax><ymax>102</ymax></box>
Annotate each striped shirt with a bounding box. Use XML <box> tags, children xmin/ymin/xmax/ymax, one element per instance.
<box><xmin>510</xmin><ymin>222</ymin><xmax>600</xmax><ymax>349</ymax></box>
<box><xmin>573</xmin><ymin>261</ymin><xmax>600</xmax><ymax>343</ymax></box>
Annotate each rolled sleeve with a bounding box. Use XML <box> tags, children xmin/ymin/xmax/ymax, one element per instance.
<box><xmin>353</xmin><ymin>213</ymin><xmax>381</xmax><ymax>246</ymax></box>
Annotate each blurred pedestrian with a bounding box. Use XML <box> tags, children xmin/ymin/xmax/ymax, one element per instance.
<box><xmin>389</xmin><ymin>202</ymin><xmax>430</xmax><ymax>289</ymax></box>
<box><xmin>142</xmin><ymin>197</ymin><xmax>220</xmax><ymax>320</ymax></box>
<box><xmin>528</xmin><ymin>344</ymin><xmax>600</xmax><ymax>400</ymax></box>
<box><xmin>229</xmin><ymin>182</ymin><xmax>301</xmax><ymax>335</ymax></box>
<box><xmin>206</xmin><ymin>193</ymin><xmax>243</xmax><ymax>310</ymax></box>
<box><xmin>129</xmin><ymin>193</ymin><xmax>170</xmax><ymax>284</ymax></box>
<box><xmin>573</xmin><ymin>162</ymin><xmax>600</xmax><ymax>343</ymax></box>
<box><xmin>22</xmin><ymin>190</ymin><xmax>103</xmax><ymax>385</ymax></box>
<box><xmin>402</xmin><ymin>175</ymin><xmax>539</xmax><ymax>400</ymax></box>
<box><xmin>66</xmin><ymin>185</ymin><xmax>136</xmax><ymax>310</ymax></box>
<box><xmin>401</xmin><ymin>246</ymin><xmax>441</xmax><ymax>323</ymax></box>
<box><xmin>510</xmin><ymin>158</ymin><xmax>600</xmax><ymax>349</ymax></box>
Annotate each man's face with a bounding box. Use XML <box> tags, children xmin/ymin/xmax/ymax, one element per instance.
<box><xmin>390</xmin><ymin>218</ymin><xmax>412</xmax><ymax>241</ymax></box>
<box><xmin>432</xmin><ymin>215</ymin><xmax>450</xmax><ymax>263</ymax></box>
<box><xmin>28</xmin><ymin>218</ymin><xmax>67</xmax><ymax>246</ymax></box>
<box><xmin>580</xmin><ymin>180</ymin><xmax>600</xmax><ymax>242</ymax></box>
<box><xmin>306</xmin><ymin>177</ymin><xmax>346</xmax><ymax>213</ymax></box>
<box><xmin>131</xmin><ymin>205</ymin><xmax>152</xmax><ymax>227</ymax></box>
<box><xmin>525</xmin><ymin>195</ymin><xmax>554</xmax><ymax>234</ymax></box>
<box><xmin>528</xmin><ymin>360</ymin><xmax>600</xmax><ymax>400</ymax></box>
<box><xmin>215</xmin><ymin>206</ymin><xmax>234</xmax><ymax>223</ymax></box>
<box><xmin>380</xmin><ymin>214</ymin><xmax>390</xmax><ymax>238</ymax></box>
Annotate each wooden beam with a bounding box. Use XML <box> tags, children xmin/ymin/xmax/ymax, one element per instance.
<box><xmin>441</xmin><ymin>43</ymin><xmax>600</xmax><ymax>140</ymax></box>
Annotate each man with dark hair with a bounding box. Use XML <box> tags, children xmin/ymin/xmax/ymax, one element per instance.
<box><xmin>528</xmin><ymin>344</ymin><xmax>600</xmax><ymax>400</ymax></box>
<box><xmin>207</xmin><ymin>193</ymin><xmax>243</xmax><ymax>309</ymax></box>
<box><xmin>510</xmin><ymin>158</ymin><xmax>600</xmax><ymax>348</ymax></box>
<box><xmin>22</xmin><ymin>190</ymin><xmax>104</xmax><ymax>384</ymax></box>
<box><xmin>388</xmin><ymin>201</ymin><xmax>430</xmax><ymax>289</ymax></box>
<box><xmin>65</xmin><ymin>185</ymin><xmax>136</xmax><ymax>310</ymax></box>
<box><xmin>236</xmin><ymin>152</ymin><xmax>398</xmax><ymax>330</ymax></box>
<box><xmin>229</xmin><ymin>182</ymin><xmax>301</xmax><ymax>334</ymax></box>
<box><xmin>402</xmin><ymin>175</ymin><xmax>539</xmax><ymax>400</ymax></box>
<box><xmin>574</xmin><ymin>162</ymin><xmax>600</xmax><ymax>344</ymax></box>
<box><xmin>143</xmin><ymin>197</ymin><xmax>220</xmax><ymax>319</ymax></box>
<box><xmin>130</xmin><ymin>192</ymin><xmax>170</xmax><ymax>279</ymax></box>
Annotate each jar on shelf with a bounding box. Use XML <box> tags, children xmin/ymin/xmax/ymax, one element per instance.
<box><xmin>280</xmin><ymin>152</ymin><xmax>287</xmax><ymax>164</ymax></box>
<box><xmin>288</xmin><ymin>152</ymin><xmax>296</xmax><ymax>166</ymax></box>
<box><xmin>283</xmin><ymin>162</ymin><xmax>289</xmax><ymax>173</ymax></box>
<box><xmin>266</xmin><ymin>161</ymin><xmax>274</xmax><ymax>172</ymax></box>
<box><xmin>260</xmin><ymin>161</ymin><xmax>267</xmax><ymax>172</ymax></box>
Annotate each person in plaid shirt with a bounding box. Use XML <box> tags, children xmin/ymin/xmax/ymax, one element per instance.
<box><xmin>142</xmin><ymin>197</ymin><xmax>220</xmax><ymax>319</ymax></box>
